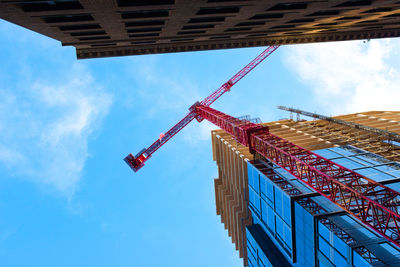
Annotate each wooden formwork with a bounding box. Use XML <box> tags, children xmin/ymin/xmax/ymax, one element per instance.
<box><xmin>292</xmin><ymin>111</ymin><xmax>400</xmax><ymax>161</ymax></box>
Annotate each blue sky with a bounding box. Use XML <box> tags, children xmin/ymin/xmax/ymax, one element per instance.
<box><xmin>0</xmin><ymin>18</ymin><xmax>399</xmax><ymax>267</ymax></box>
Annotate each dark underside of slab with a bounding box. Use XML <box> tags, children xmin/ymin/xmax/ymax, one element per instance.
<box><xmin>1</xmin><ymin>0</ymin><xmax>400</xmax><ymax>59</ymax></box>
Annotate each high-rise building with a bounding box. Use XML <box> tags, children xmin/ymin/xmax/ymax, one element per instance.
<box><xmin>1</xmin><ymin>1</ymin><xmax>400</xmax><ymax>59</ymax></box>
<box><xmin>211</xmin><ymin>110</ymin><xmax>400</xmax><ymax>266</ymax></box>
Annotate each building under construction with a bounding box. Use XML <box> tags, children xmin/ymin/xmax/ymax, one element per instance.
<box><xmin>1</xmin><ymin>0</ymin><xmax>400</xmax><ymax>59</ymax></box>
<box><xmin>212</xmin><ymin>109</ymin><xmax>400</xmax><ymax>266</ymax></box>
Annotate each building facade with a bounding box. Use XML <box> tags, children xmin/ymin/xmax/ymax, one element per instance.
<box><xmin>212</xmin><ymin>111</ymin><xmax>400</xmax><ymax>266</ymax></box>
<box><xmin>1</xmin><ymin>1</ymin><xmax>400</xmax><ymax>59</ymax></box>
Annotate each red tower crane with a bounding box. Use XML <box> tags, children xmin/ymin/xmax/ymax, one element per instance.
<box><xmin>124</xmin><ymin>46</ymin><xmax>400</xmax><ymax>248</ymax></box>
<box><xmin>124</xmin><ymin>45</ymin><xmax>279</xmax><ymax>172</ymax></box>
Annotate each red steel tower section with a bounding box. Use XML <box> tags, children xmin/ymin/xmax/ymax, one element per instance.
<box><xmin>195</xmin><ymin>104</ymin><xmax>400</xmax><ymax>248</ymax></box>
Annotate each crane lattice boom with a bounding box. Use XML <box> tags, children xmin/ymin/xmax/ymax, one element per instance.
<box><xmin>125</xmin><ymin>46</ymin><xmax>279</xmax><ymax>172</ymax></box>
<box><xmin>195</xmin><ymin>104</ymin><xmax>400</xmax><ymax>248</ymax></box>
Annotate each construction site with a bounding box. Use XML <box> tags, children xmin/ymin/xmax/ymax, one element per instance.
<box><xmin>212</xmin><ymin>108</ymin><xmax>400</xmax><ymax>266</ymax></box>
<box><xmin>1</xmin><ymin>1</ymin><xmax>400</xmax><ymax>267</ymax></box>
<box><xmin>121</xmin><ymin>43</ymin><xmax>400</xmax><ymax>265</ymax></box>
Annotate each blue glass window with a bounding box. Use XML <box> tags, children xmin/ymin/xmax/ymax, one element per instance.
<box><xmin>258</xmin><ymin>257</ymin><xmax>267</xmax><ymax>267</ymax></box>
<box><xmin>318</xmin><ymin>253</ymin><xmax>333</xmax><ymax>267</ymax></box>
<box><xmin>334</xmin><ymin>249</ymin><xmax>347</xmax><ymax>266</ymax></box>
<box><xmin>276</xmin><ymin>215</ymin><xmax>284</xmax><ymax>241</ymax></box>
<box><xmin>316</xmin><ymin>148</ymin><xmax>343</xmax><ymax>158</ymax></box>
<box><xmin>275</xmin><ymin>189</ymin><xmax>283</xmax><ymax>217</ymax></box>
<box><xmin>249</xmin><ymin>188</ymin><xmax>261</xmax><ymax>215</ymax></box>
<box><xmin>353</xmin><ymin>155</ymin><xmax>379</xmax><ymax>165</ymax></box>
<box><xmin>261</xmin><ymin>201</ymin><xmax>268</xmax><ymax>222</ymax></box>
<box><xmin>353</xmin><ymin>250</ymin><xmax>369</xmax><ymax>267</ymax></box>
<box><xmin>318</xmin><ymin>221</ymin><xmax>330</xmax><ymax>241</ymax></box>
<box><xmin>375</xmin><ymin>164</ymin><xmax>399</xmax><ymax>174</ymax></box>
<box><xmin>247</xmin><ymin>249</ymin><xmax>257</xmax><ymax>267</ymax></box>
<box><xmin>388</xmin><ymin>183</ymin><xmax>400</xmax><ymax>192</ymax></box>
<box><xmin>283</xmin><ymin>224</ymin><xmax>292</xmax><ymax>248</ymax></box>
<box><xmin>333</xmin><ymin>235</ymin><xmax>348</xmax><ymax>259</ymax></box>
<box><xmin>259</xmin><ymin>253</ymin><xmax>272</xmax><ymax>267</ymax></box>
<box><xmin>319</xmin><ymin>236</ymin><xmax>331</xmax><ymax>258</ymax></box>
<box><xmin>260</xmin><ymin>176</ymin><xmax>274</xmax><ymax>205</ymax></box>
<box><xmin>248</xmin><ymin>167</ymin><xmax>256</xmax><ymax>189</ymax></box>
<box><xmin>253</xmin><ymin>169</ymin><xmax>260</xmax><ymax>193</ymax></box>
<box><xmin>283</xmin><ymin>194</ymin><xmax>291</xmax><ymax>224</ymax></box>
<box><xmin>266</xmin><ymin>179</ymin><xmax>274</xmax><ymax>205</ymax></box>
<box><xmin>260</xmin><ymin>177</ymin><xmax>266</xmax><ymax>200</ymax></box>
<box><xmin>390</xmin><ymin>170</ymin><xmax>400</xmax><ymax>178</ymax></box>
<box><xmin>333</xmin><ymin>157</ymin><xmax>364</xmax><ymax>169</ymax></box>
<box><xmin>355</xmin><ymin>167</ymin><xmax>380</xmax><ymax>177</ymax></box>
<box><xmin>371</xmin><ymin>169</ymin><xmax>396</xmax><ymax>180</ymax></box>
<box><xmin>249</xmin><ymin>168</ymin><xmax>260</xmax><ymax>193</ymax></box>
<box><xmin>267</xmin><ymin>204</ymin><xmax>275</xmax><ymax>233</ymax></box>
<box><xmin>253</xmin><ymin>191</ymin><xmax>261</xmax><ymax>214</ymax></box>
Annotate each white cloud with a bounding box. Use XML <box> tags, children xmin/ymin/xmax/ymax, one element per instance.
<box><xmin>128</xmin><ymin>56</ymin><xmax>202</xmax><ymax>116</ymax></box>
<box><xmin>284</xmin><ymin>38</ymin><xmax>400</xmax><ymax>115</ymax></box>
<box><xmin>0</xmin><ymin>64</ymin><xmax>112</xmax><ymax>195</ymax></box>
<box><xmin>127</xmin><ymin>56</ymin><xmax>218</xmax><ymax>143</ymax></box>
<box><xmin>183</xmin><ymin>120</ymin><xmax>217</xmax><ymax>144</ymax></box>
<box><xmin>0</xmin><ymin>145</ymin><xmax>24</xmax><ymax>167</ymax></box>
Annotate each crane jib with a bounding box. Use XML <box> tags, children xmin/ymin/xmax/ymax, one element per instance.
<box><xmin>125</xmin><ymin>46</ymin><xmax>279</xmax><ymax>172</ymax></box>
